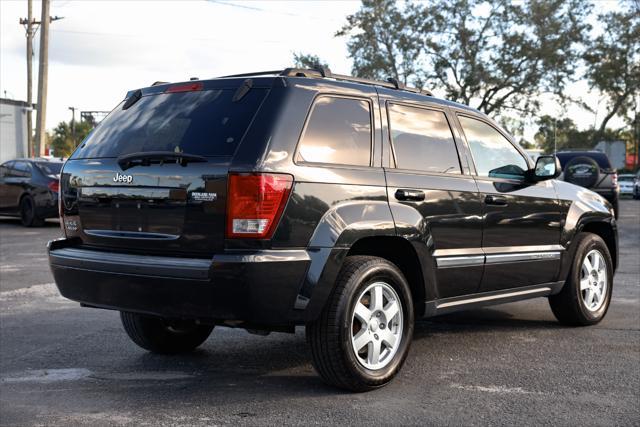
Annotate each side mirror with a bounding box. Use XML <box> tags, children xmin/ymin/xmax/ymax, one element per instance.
<box><xmin>528</xmin><ymin>155</ymin><xmax>561</xmax><ymax>182</ymax></box>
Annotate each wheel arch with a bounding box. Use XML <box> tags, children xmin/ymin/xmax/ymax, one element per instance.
<box><xmin>580</xmin><ymin>220</ymin><xmax>617</xmax><ymax>272</ymax></box>
<box><xmin>346</xmin><ymin>236</ymin><xmax>427</xmax><ymax>317</ymax></box>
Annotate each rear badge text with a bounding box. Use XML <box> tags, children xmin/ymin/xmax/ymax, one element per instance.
<box><xmin>191</xmin><ymin>192</ymin><xmax>218</xmax><ymax>202</ymax></box>
<box><xmin>113</xmin><ymin>172</ymin><xmax>133</xmax><ymax>184</ymax></box>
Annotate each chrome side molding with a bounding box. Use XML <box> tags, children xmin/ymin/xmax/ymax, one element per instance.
<box><xmin>434</xmin><ymin>245</ymin><xmax>563</xmax><ymax>268</ymax></box>
<box><xmin>435</xmin><ymin>255</ymin><xmax>484</xmax><ymax>268</ymax></box>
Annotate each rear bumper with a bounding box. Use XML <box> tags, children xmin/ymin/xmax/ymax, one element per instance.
<box><xmin>48</xmin><ymin>238</ymin><xmax>310</xmax><ymax>327</ymax></box>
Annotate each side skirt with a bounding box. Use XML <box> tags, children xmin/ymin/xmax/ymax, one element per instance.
<box><xmin>423</xmin><ymin>281</ymin><xmax>565</xmax><ymax>318</ymax></box>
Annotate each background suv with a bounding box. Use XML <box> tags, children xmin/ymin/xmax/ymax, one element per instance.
<box><xmin>556</xmin><ymin>151</ymin><xmax>619</xmax><ymax>217</ymax></box>
<box><xmin>48</xmin><ymin>68</ymin><xmax>617</xmax><ymax>391</ymax></box>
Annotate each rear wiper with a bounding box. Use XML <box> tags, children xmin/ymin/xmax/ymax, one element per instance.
<box><xmin>117</xmin><ymin>151</ymin><xmax>207</xmax><ymax>170</ymax></box>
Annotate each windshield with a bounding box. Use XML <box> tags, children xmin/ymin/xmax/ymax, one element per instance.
<box><xmin>71</xmin><ymin>88</ymin><xmax>268</xmax><ymax>159</ymax></box>
<box><xmin>36</xmin><ymin>162</ymin><xmax>63</xmax><ymax>175</ymax></box>
<box><xmin>619</xmin><ymin>176</ymin><xmax>635</xmax><ymax>182</ymax></box>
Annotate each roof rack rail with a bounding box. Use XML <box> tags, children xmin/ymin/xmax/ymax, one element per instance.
<box><xmin>218</xmin><ymin>70</ymin><xmax>283</xmax><ymax>79</ymax></box>
<box><xmin>215</xmin><ymin>68</ymin><xmax>433</xmax><ymax>96</ymax></box>
<box><xmin>279</xmin><ymin>67</ymin><xmax>432</xmax><ymax>96</ymax></box>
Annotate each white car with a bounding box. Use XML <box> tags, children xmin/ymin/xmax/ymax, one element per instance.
<box><xmin>618</xmin><ymin>174</ymin><xmax>635</xmax><ymax>197</ymax></box>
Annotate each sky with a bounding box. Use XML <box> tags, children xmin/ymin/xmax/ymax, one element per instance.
<box><xmin>0</xmin><ymin>0</ymin><xmax>626</xmax><ymax>141</ymax></box>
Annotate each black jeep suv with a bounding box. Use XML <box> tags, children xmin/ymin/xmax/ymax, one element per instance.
<box><xmin>49</xmin><ymin>68</ymin><xmax>618</xmax><ymax>391</ymax></box>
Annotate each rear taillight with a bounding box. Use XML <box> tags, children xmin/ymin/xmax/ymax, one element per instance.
<box><xmin>226</xmin><ymin>173</ymin><xmax>293</xmax><ymax>239</ymax></box>
<box><xmin>48</xmin><ymin>180</ymin><xmax>59</xmax><ymax>193</ymax></box>
<box><xmin>612</xmin><ymin>173</ymin><xmax>618</xmax><ymax>187</ymax></box>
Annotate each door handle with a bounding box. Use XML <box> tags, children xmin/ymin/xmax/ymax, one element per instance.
<box><xmin>395</xmin><ymin>189</ymin><xmax>425</xmax><ymax>201</ymax></box>
<box><xmin>484</xmin><ymin>194</ymin><xmax>508</xmax><ymax>206</ymax></box>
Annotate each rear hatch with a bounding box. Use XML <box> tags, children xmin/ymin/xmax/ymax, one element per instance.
<box><xmin>60</xmin><ymin>80</ymin><xmax>269</xmax><ymax>256</ymax></box>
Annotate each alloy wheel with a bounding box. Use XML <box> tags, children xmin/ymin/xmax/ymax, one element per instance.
<box><xmin>350</xmin><ymin>281</ymin><xmax>403</xmax><ymax>370</ymax></box>
<box><xmin>580</xmin><ymin>249</ymin><xmax>607</xmax><ymax>312</ymax></box>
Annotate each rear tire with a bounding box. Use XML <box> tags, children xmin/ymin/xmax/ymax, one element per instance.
<box><xmin>20</xmin><ymin>195</ymin><xmax>44</xmax><ymax>227</ymax></box>
<box><xmin>549</xmin><ymin>233</ymin><xmax>613</xmax><ymax>326</ymax></box>
<box><xmin>306</xmin><ymin>256</ymin><xmax>414</xmax><ymax>392</ymax></box>
<box><xmin>120</xmin><ymin>312</ymin><xmax>213</xmax><ymax>354</ymax></box>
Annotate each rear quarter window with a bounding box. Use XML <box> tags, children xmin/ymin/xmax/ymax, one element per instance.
<box><xmin>71</xmin><ymin>88</ymin><xmax>268</xmax><ymax>159</ymax></box>
<box><xmin>295</xmin><ymin>96</ymin><xmax>372</xmax><ymax>167</ymax></box>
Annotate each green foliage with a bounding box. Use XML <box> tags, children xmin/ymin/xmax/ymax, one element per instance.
<box><xmin>583</xmin><ymin>1</ymin><xmax>639</xmax><ymax>140</ymax></box>
<box><xmin>533</xmin><ymin>115</ymin><xmax>623</xmax><ymax>154</ymax></box>
<box><xmin>293</xmin><ymin>52</ymin><xmax>329</xmax><ymax>69</ymax></box>
<box><xmin>338</xmin><ymin>0</ymin><xmax>592</xmax><ymax>117</ymax></box>
<box><xmin>49</xmin><ymin>120</ymin><xmax>94</xmax><ymax>158</ymax></box>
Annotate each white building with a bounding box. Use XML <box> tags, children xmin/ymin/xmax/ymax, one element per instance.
<box><xmin>0</xmin><ymin>98</ymin><xmax>31</xmax><ymax>163</ymax></box>
<box><xmin>595</xmin><ymin>140</ymin><xmax>626</xmax><ymax>170</ymax></box>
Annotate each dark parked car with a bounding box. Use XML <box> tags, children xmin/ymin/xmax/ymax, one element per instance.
<box><xmin>0</xmin><ymin>158</ymin><xmax>62</xmax><ymax>226</ymax></box>
<box><xmin>48</xmin><ymin>68</ymin><xmax>617</xmax><ymax>391</ymax></box>
<box><xmin>556</xmin><ymin>151</ymin><xmax>619</xmax><ymax>217</ymax></box>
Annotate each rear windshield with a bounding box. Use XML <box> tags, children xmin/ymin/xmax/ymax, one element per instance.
<box><xmin>36</xmin><ymin>162</ymin><xmax>63</xmax><ymax>175</ymax></box>
<box><xmin>556</xmin><ymin>152</ymin><xmax>612</xmax><ymax>169</ymax></box>
<box><xmin>71</xmin><ymin>88</ymin><xmax>268</xmax><ymax>159</ymax></box>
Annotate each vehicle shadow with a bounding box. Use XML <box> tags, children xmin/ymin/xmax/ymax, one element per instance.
<box><xmin>86</xmin><ymin>306</ymin><xmax>564</xmax><ymax>404</ymax></box>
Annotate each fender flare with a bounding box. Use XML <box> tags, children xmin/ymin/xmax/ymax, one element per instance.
<box><xmin>293</xmin><ymin>200</ymin><xmax>433</xmax><ymax>322</ymax></box>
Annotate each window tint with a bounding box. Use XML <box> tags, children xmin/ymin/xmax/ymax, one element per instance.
<box><xmin>0</xmin><ymin>163</ymin><xmax>11</xmax><ymax>178</ymax></box>
<box><xmin>388</xmin><ymin>104</ymin><xmax>461</xmax><ymax>174</ymax></box>
<box><xmin>71</xmin><ymin>88</ymin><xmax>268</xmax><ymax>159</ymax></box>
<box><xmin>459</xmin><ymin>116</ymin><xmax>528</xmax><ymax>180</ymax></box>
<box><xmin>36</xmin><ymin>162</ymin><xmax>63</xmax><ymax>175</ymax></box>
<box><xmin>13</xmin><ymin>161</ymin><xmax>32</xmax><ymax>178</ymax></box>
<box><xmin>296</xmin><ymin>96</ymin><xmax>371</xmax><ymax>166</ymax></box>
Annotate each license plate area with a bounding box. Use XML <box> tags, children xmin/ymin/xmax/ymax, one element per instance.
<box><xmin>78</xmin><ymin>187</ymin><xmax>187</xmax><ymax>235</ymax></box>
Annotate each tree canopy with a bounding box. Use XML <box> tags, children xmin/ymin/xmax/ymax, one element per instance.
<box><xmin>337</xmin><ymin>0</ymin><xmax>592</xmax><ymax>117</ymax></box>
<box><xmin>49</xmin><ymin>120</ymin><xmax>93</xmax><ymax>158</ymax></box>
<box><xmin>293</xmin><ymin>52</ymin><xmax>329</xmax><ymax>69</ymax></box>
<box><xmin>583</xmin><ymin>1</ymin><xmax>639</xmax><ymax>142</ymax></box>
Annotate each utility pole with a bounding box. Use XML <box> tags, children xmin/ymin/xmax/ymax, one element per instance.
<box><xmin>33</xmin><ymin>0</ymin><xmax>63</xmax><ymax>157</ymax></box>
<box><xmin>68</xmin><ymin>106</ymin><xmax>77</xmax><ymax>147</ymax></box>
<box><xmin>19</xmin><ymin>0</ymin><xmax>36</xmax><ymax>157</ymax></box>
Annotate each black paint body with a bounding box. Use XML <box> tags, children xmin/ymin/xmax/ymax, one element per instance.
<box><xmin>48</xmin><ymin>75</ymin><xmax>618</xmax><ymax>329</ymax></box>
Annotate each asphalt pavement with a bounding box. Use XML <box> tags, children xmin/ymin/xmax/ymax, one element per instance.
<box><xmin>1</xmin><ymin>200</ymin><xmax>639</xmax><ymax>426</ymax></box>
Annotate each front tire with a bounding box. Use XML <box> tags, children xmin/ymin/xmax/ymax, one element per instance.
<box><xmin>306</xmin><ymin>256</ymin><xmax>414</xmax><ymax>392</ymax></box>
<box><xmin>549</xmin><ymin>233</ymin><xmax>613</xmax><ymax>326</ymax></box>
<box><xmin>120</xmin><ymin>312</ymin><xmax>214</xmax><ymax>354</ymax></box>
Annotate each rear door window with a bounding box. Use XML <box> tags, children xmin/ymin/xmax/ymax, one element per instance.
<box><xmin>13</xmin><ymin>161</ymin><xmax>32</xmax><ymax>178</ymax></box>
<box><xmin>295</xmin><ymin>96</ymin><xmax>372</xmax><ymax>167</ymax></box>
<box><xmin>71</xmin><ymin>88</ymin><xmax>268</xmax><ymax>159</ymax></box>
<box><xmin>387</xmin><ymin>103</ymin><xmax>461</xmax><ymax>174</ymax></box>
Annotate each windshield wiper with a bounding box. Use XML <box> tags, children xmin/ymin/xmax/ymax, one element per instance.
<box><xmin>117</xmin><ymin>151</ymin><xmax>207</xmax><ymax>170</ymax></box>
